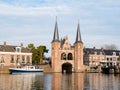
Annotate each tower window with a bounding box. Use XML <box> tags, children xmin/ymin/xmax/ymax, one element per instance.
<box><xmin>61</xmin><ymin>53</ymin><xmax>67</xmax><ymax>60</ymax></box>
<box><xmin>67</xmin><ymin>53</ymin><xmax>73</xmax><ymax>60</ymax></box>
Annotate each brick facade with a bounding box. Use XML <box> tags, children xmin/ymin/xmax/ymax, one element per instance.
<box><xmin>0</xmin><ymin>42</ymin><xmax>32</xmax><ymax>68</ymax></box>
<box><xmin>51</xmin><ymin>20</ymin><xmax>84</xmax><ymax>73</ymax></box>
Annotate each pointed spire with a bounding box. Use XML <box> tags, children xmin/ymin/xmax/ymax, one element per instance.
<box><xmin>52</xmin><ymin>16</ymin><xmax>59</xmax><ymax>42</ymax></box>
<box><xmin>75</xmin><ymin>20</ymin><xmax>83</xmax><ymax>43</ymax></box>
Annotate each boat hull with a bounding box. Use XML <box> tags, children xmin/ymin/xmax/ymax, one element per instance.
<box><xmin>9</xmin><ymin>68</ymin><xmax>43</xmax><ymax>74</ymax></box>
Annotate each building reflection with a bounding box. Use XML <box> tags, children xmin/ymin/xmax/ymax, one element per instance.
<box><xmin>73</xmin><ymin>73</ymin><xmax>84</xmax><ymax>90</ymax></box>
<box><xmin>1</xmin><ymin>73</ymin><xmax>120</xmax><ymax>90</ymax></box>
<box><xmin>52</xmin><ymin>73</ymin><xmax>62</xmax><ymax>90</ymax></box>
<box><xmin>51</xmin><ymin>73</ymin><xmax>84</xmax><ymax>90</ymax></box>
<box><xmin>84</xmin><ymin>73</ymin><xmax>120</xmax><ymax>90</ymax></box>
<box><xmin>48</xmin><ymin>73</ymin><xmax>120</xmax><ymax>90</ymax></box>
<box><xmin>0</xmin><ymin>74</ymin><xmax>43</xmax><ymax>90</ymax></box>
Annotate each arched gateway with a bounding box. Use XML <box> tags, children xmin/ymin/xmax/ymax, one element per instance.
<box><xmin>62</xmin><ymin>63</ymin><xmax>72</xmax><ymax>73</ymax></box>
<box><xmin>51</xmin><ymin>19</ymin><xmax>84</xmax><ymax>73</ymax></box>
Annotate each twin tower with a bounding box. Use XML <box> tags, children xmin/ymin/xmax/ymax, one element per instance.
<box><xmin>51</xmin><ymin>19</ymin><xmax>84</xmax><ymax>73</ymax></box>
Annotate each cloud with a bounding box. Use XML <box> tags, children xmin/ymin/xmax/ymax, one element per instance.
<box><xmin>0</xmin><ymin>3</ymin><xmax>72</xmax><ymax>16</ymax></box>
<box><xmin>82</xmin><ymin>34</ymin><xmax>120</xmax><ymax>49</ymax></box>
<box><xmin>0</xmin><ymin>0</ymin><xmax>120</xmax><ymax>52</ymax></box>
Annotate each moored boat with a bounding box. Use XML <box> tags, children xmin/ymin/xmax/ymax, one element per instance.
<box><xmin>9</xmin><ymin>66</ymin><xmax>43</xmax><ymax>74</ymax></box>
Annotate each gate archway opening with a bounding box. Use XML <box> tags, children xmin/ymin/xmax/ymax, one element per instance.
<box><xmin>62</xmin><ymin>63</ymin><xmax>72</xmax><ymax>73</ymax></box>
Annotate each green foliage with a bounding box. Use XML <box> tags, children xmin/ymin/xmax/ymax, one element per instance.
<box><xmin>118</xmin><ymin>55</ymin><xmax>120</xmax><ymax>61</ymax></box>
<box><xmin>27</xmin><ymin>43</ymin><xmax>49</xmax><ymax>64</ymax></box>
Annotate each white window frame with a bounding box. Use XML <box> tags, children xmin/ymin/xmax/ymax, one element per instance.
<box><xmin>16</xmin><ymin>47</ymin><xmax>21</xmax><ymax>53</ymax></box>
<box><xmin>10</xmin><ymin>55</ymin><xmax>14</xmax><ymax>63</ymax></box>
<box><xmin>0</xmin><ymin>56</ymin><xmax>5</xmax><ymax>63</ymax></box>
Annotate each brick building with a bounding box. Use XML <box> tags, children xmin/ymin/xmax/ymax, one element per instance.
<box><xmin>51</xmin><ymin>19</ymin><xmax>120</xmax><ymax>73</ymax></box>
<box><xmin>0</xmin><ymin>42</ymin><xmax>32</xmax><ymax>67</ymax></box>
<box><xmin>84</xmin><ymin>47</ymin><xmax>120</xmax><ymax>69</ymax></box>
<box><xmin>51</xmin><ymin>19</ymin><xmax>84</xmax><ymax>73</ymax></box>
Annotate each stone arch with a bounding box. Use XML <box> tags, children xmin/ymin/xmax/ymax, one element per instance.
<box><xmin>62</xmin><ymin>63</ymin><xmax>72</xmax><ymax>73</ymax></box>
<box><xmin>61</xmin><ymin>53</ymin><xmax>67</xmax><ymax>60</ymax></box>
<box><xmin>67</xmin><ymin>53</ymin><xmax>73</xmax><ymax>60</ymax></box>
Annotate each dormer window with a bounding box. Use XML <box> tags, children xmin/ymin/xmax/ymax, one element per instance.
<box><xmin>87</xmin><ymin>51</ymin><xmax>89</xmax><ymax>54</ymax></box>
<box><xmin>16</xmin><ymin>47</ymin><xmax>21</xmax><ymax>53</ymax></box>
<box><xmin>94</xmin><ymin>52</ymin><xmax>97</xmax><ymax>55</ymax></box>
<box><xmin>100</xmin><ymin>52</ymin><xmax>102</xmax><ymax>55</ymax></box>
<box><xmin>113</xmin><ymin>52</ymin><xmax>116</xmax><ymax>56</ymax></box>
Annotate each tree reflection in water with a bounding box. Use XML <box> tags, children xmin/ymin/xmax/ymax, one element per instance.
<box><xmin>31</xmin><ymin>74</ymin><xmax>44</xmax><ymax>90</ymax></box>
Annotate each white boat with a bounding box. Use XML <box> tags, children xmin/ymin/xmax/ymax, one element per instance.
<box><xmin>9</xmin><ymin>66</ymin><xmax>43</xmax><ymax>74</ymax></box>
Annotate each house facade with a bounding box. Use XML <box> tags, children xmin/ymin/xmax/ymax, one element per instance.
<box><xmin>84</xmin><ymin>47</ymin><xmax>120</xmax><ymax>69</ymax></box>
<box><xmin>103</xmin><ymin>50</ymin><xmax>120</xmax><ymax>66</ymax></box>
<box><xmin>0</xmin><ymin>42</ymin><xmax>32</xmax><ymax>67</ymax></box>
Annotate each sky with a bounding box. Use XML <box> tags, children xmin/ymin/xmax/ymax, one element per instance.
<box><xmin>0</xmin><ymin>0</ymin><xmax>120</xmax><ymax>56</ymax></box>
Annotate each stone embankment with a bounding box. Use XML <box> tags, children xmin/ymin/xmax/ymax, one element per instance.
<box><xmin>39</xmin><ymin>64</ymin><xmax>52</xmax><ymax>73</ymax></box>
<box><xmin>0</xmin><ymin>66</ymin><xmax>15</xmax><ymax>74</ymax></box>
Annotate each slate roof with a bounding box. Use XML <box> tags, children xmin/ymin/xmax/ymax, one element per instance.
<box><xmin>0</xmin><ymin>45</ymin><xmax>30</xmax><ymax>53</ymax></box>
<box><xmin>103</xmin><ymin>50</ymin><xmax>120</xmax><ymax>56</ymax></box>
<box><xmin>84</xmin><ymin>48</ymin><xmax>104</xmax><ymax>55</ymax></box>
<box><xmin>84</xmin><ymin>48</ymin><xmax>120</xmax><ymax>56</ymax></box>
<box><xmin>60</xmin><ymin>37</ymin><xmax>73</xmax><ymax>48</ymax></box>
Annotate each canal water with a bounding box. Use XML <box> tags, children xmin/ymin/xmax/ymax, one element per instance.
<box><xmin>0</xmin><ymin>73</ymin><xmax>120</xmax><ymax>90</ymax></box>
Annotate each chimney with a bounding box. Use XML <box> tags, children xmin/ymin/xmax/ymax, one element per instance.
<box><xmin>93</xmin><ymin>46</ymin><xmax>96</xmax><ymax>50</ymax></box>
<box><xmin>20</xmin><ymin>43</ymin><xmax>23</xmax><ymax>47</ymax></box>
<box><xmin>101</xmin><ymin>47</ymin><xmax>104</xmax><ymax>51</ymax></box>
<box><xmin>3</xmin><ymin>41</ymin><xmax>6</xmax><ymax>46</ymax></box>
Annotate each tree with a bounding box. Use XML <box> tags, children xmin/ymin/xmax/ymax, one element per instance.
<box><xmin>27</xmin><ymin>43</ymin><xmax>37</xmax><ymax>64</ymax></box>
<box><xmin>102</xmin><ymin>44</ymin><xmax>118</xmax><ymax>50</ymax></box>
<box><xmin>27</xmin><ymin>44</ymin><xmax>49</xmax><ymax>64</ymax></box>
<box><xmin>37</xmin><ymin>46</ymin><xmax>49</xmax><ymax>64</ymax></box>
<box><xmin>118</xmin><ymin>55</ymin><xmax>120</xmax><ymax>61</ymax></box>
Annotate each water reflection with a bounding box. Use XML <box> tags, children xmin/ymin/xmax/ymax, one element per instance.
<box><xmin>0</xmin><ymin>73</ymin><xmax>120</xmax><ymax>90</ymax></box>
<box><xmin>43</xmin><ymin>73</ymin><xmax>84</xmax><ymax>90</ymax></box>
<box><xmin>84</xmin><ymin>73</ymin><xmax>120</xmax><ymax>90</ymax></box>
<box><xmin>44</xmin><ymin>73</ymin><xmax>120</xmax><ymax>90</ymax></box>
<box><xmin>0</xmin><ymin>73</ymin><xmax>44</xmax><ymax>90</ymax></box>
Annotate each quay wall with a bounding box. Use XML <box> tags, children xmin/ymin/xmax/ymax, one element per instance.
<box><xmin>0</xmin><ymin>66</ymin><xmax>15</xmax><ymax>74</ymax></box>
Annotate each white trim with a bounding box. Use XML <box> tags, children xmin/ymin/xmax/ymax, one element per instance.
<box><xmin>0</xmin><ymin>52</ymin><xmax>32</xmax><ymax>55</ymax></box>
<box><xmin>16</xmin><ymin>47</ymin><xmax>21</xmax><ymax>53</ymax></box>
